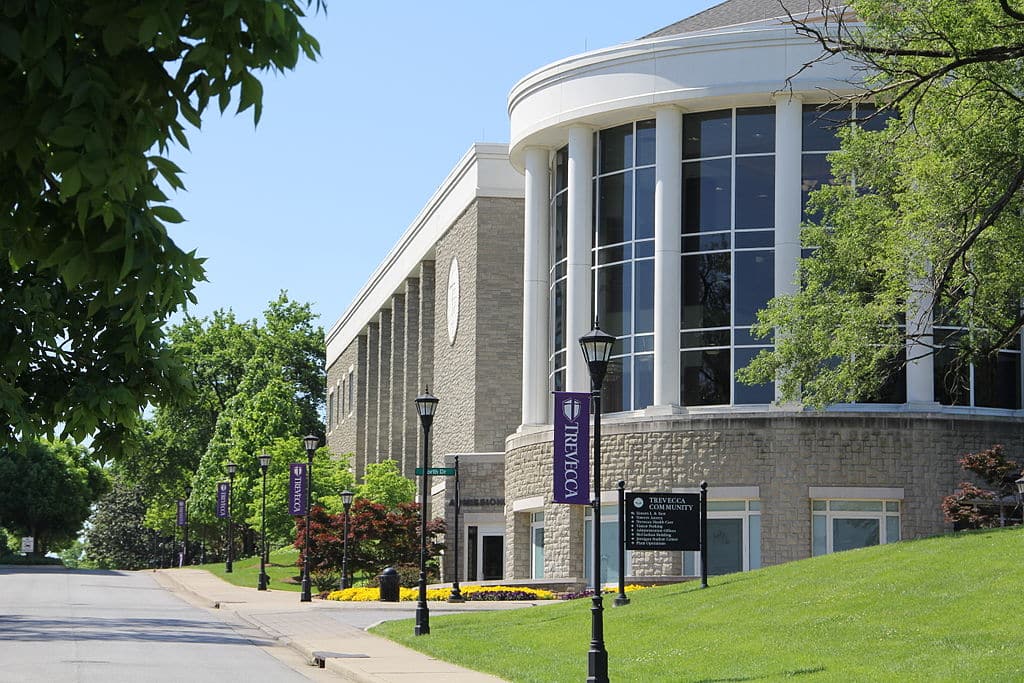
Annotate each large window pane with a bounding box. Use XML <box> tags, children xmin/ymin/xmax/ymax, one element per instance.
<box><xmin>734</xmin><ymin>250</ymin><xmax>774</xmax><ymax>325</ymax></box>
<box><xmin>555</xmin><ymin>147</ymin><xmax>568</xmax><ymax>192</ymax></box>
<box><xmin>683</xmin><ymin>159</ymin><xmax>731</xmax><ymax>232</ymax></box>
<box><xmin>596</xmin><ymin>263</ymin><xmax>631</xmax><ymax>338</ymax></box>
<box><xmin>602</xmin><ymin>356</ymin><xmax>629</xmax><ymax>414</ymax></box>
<box><xmin>684</xmin><ymin>110</ymin><xmax>732</xmax><ymax>159</ymax></box>
<box><xmin>636</xmin><ymin>119</ymin><xmax>656</xmax><ymax>166</ymax></box>
<box><xmin>748</xmin><ymin>514</ymin><xmax>761</xmax><ymax>569</ymax></box>
<box><xmin>552</xmin><ymin>193</ymin><xmax>567</xmax><ymax>261</ymax></box>
<box><xmin>734</xmin><ymin>347</ymin><xmax>774</xmax><ymax>404</ymax></box>
<box><xmin>635</xmin><ymin>167</ymin><xmax>655</xmax><ymax>240</ymax></box>
<box><xmin>803</xmin><ymin>104</ymin><xmax>849</xmax><ymax>152</ymax></box>
<box><xmin>634</xmin><ymin>259</ymin><xmax>654</xmax><ymax>333</ymax></box>
<box><xmin>736</xmin><ymin>107</ymin><xmax>775</xmax><ymax>154</ymax></box>
<box><xmin>682</xmin><ymin>349</ymin><xmax>730</xmax><ymax>406</ymax></box>
<box><xmin>735</xmin><ymin>156</ymin><xmax>774</xmax><ymax>228</ymax></box>
<box><xmin>832</xmin><ymin>518</ymin><xmax>879</xmax><ymax>552</ymax></box>
<box><xmin>600</xmin><ymin>124</ymin><xmax>633</xmax><ymax>173</ymax></box>
<box><xmin>634</xmin><ymin>354</ymin><xmax>653</xmax><ymax>410</ymax></box>
<box><xmin>597</xmin><ymin>172</ymin><xmax>633</xmax><ymax>246</ymax></box>
<box><xmin>801</xmin><ymin>154</ymin><xmax>833</xmax><ymax>222</ymax></box>
<box><xmin>812</xmin><ymin>515</ymin><xmax>827</xmax><ymax>556</ymax></box>
<box><xmin>682</xmin><ymin>253</ymin><xmax>731</xmax><ymax>329</ymax></box>
<box><xmin>707</xmin><ymin>518</ymin><xmax>744</xmax><ymax>575</ymax></box>
<box><xmin>552</xmin><ymin>279</ymin><xmax>566</xmax><ymax>351</ymax></box>
<box><xmin>532</xmin><ymin>526</ymin><xmax>544</xmax><ymax>578</ymax></box>
<box><xmin>974</xmin><ymin>351</ymin><xmax>1021</xmax><ymax>409</ymax></box>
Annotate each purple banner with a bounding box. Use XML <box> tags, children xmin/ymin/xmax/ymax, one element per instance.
<box><xmin>289</xmin><ymin>462</ymin><xmax>308</xmax><ymax>516</ymax></box>
<box><xmin>215</xmin><ymin>482</ymin><xmax>230</xmax><ymax>519</ymax></box>
<box><xmin>176</xmin><ymin>499</ymin><xmax>186</xmax><ymax>527</ymax></box>
<box><xmin>553</xmin><ymin>391</ymin><xmax>590</xmax><ymax>504</ymax></box>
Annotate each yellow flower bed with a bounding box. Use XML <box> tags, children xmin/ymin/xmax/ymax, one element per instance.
<box><xmin>326</xmin><ymin>584</ymin><xmax>556</xmax><ymax>602</ymax></box>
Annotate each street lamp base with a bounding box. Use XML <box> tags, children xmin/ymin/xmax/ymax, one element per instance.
<box><xmin>258</xmin><ymin>573</ymin><xmax>269</xmax><ymax>591</ymax></box>
<box><xmin>225</xmin><ymin>561</ymin><xmax>232</xmax><ymax>573</ymax></box>
<box><xmin>587</xmin><ymin>648</ymin><xmax>609</xmax><ymax>683</ymax></box>
<box><xmin>300</xmin><ymin>575</ymin><xmax>312</xmax><ymax>602</ymax></box>
<box><xmin>613</xmin><ymin>595</ymin><xmax>630</xmax><ymax>607</ymax></box>
<box><xmin>414</xmin><ymin>604</ymin><xmax>430</xmax><ymax>635</ymax></box>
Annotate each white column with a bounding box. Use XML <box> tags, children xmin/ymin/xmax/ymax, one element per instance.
<box><xmin>773</xmin><ymin>94</ymin><xmax>802</xmax><ymax>404</ymax></box>
<box><xmin>566</xmin><ymin>125</ymin><xmax>594</xmax><ymax>392</ymax></box>
<box><xmin>906</xmin><ymin>277</ymin><xmax>936</xmax><ymax>405</ymax></box>
<box><xmin>653</xmin><ymin>107</ymin><xmax>683</xmax><ymax>409</ymax></box>
<box><xmin>522</xmin><ymin>146</ymin><xmax>550</xmax><ymax>425</ymax></box>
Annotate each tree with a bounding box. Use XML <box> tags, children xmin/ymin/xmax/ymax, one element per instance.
<box><xmin>298</xmin><ymin>500</ymin><xmax>445</xmax><ymax>590</ymax></box>
<box><xmin>941</xmin><ymin>445</ymin><xmax>1024</xmax><ymax>529</ymax></box>
<box><xmin>740</xmin><ymin>1</ymin><xmax>1024</xmax><ymax>404</ymax></box>
<box><xmin>358</xmin><ymin>460</ymin><xmax>416</xmax><ymax>509</ymax></box>
<box><xmin>85</xmin><ymin>477</ymin><xmax>175</xmax><ymax>570</ymax></box>
<box><xmin>0</xmin><ymin>440</ymin><xmax>110</xmax><ymax>555</ymax></box>
<box><xmin>0</xmin><ymin>1</ymin><xmax>323</xmax><ymax>459</ymax></box>
<box><xmin>115</xmin><ymin>294</ymin><xmax>326</xmax><ymax>549</ymax></box>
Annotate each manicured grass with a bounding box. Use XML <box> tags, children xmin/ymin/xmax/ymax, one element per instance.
<box><xmin>372</xmin><ymin>527</ymin><xmax>1024</xmax><ymax>682</ymax></box>
<box><xmin>194</xmin><ymin>547</ymin><xmax>305</xmax><ymax>592</ymax></box>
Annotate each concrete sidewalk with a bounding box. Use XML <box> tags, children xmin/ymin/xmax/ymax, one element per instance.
<box><xmin>153</xmin><ymin>568</ymin><xmax>529</xmax><ymax>682</ymax></box>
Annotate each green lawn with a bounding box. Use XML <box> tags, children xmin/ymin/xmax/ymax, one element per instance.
<box><xmin>193</xmin><ymin>547</ymin><xmax>305</xmax><ymax>592</ymax></box>
<box><xmin>372</xmin><ymin>527</ymin><xmax>1024</xmax><ymax>682</ymax></box>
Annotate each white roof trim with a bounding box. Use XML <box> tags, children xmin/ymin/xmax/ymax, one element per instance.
<box><xmin>808</xmin><ymin>486</ymin><xmax>905</xmax><ymax>500</ymax></box>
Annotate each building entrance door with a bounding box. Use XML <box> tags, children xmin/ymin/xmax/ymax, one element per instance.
<box><xmin>481</xmin><ymin>535</ymin><xmax>503</xmax><ymax>580</ymax></box>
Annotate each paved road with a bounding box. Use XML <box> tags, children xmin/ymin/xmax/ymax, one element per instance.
<box><xmin>0</xmin><ymin>566</ymin><xmax>338</xmax><ymax>682</ymax></box>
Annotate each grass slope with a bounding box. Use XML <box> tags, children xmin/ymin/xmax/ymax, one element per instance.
<box><xmin>372</xmin><ymin>527</ymin><xmax>1024</xmax><ymax>682</ymax></box>
<box><xmin>193</xmin><ymin>547</ymin><xmax>304</xmax><ymax>592</ymax></box>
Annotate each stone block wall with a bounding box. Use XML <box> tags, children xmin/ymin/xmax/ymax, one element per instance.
<box><xmin>504</xmin><ymin>411</ymin><xmax>1024</xmax><ymax>579</ymax></box>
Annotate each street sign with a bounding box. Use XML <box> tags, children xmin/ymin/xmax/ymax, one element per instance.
<box><xmin>20</xmin><ymin>537</ymin><xmax>33</xmax><ymax>554</ymax></box>
<box><xmin>415</xmin><ymin>467</ymin><xmax>456</xmax><ymax>476</ymax></box>
<box><xmin>625</xmin><ymin>492</ymin><xmax>700</xmax><ymax>551</ymax></box>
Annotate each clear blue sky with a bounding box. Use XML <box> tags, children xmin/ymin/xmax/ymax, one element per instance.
<box><xmin>166</xmin><ymin>1</ymin><xmax>720</xmax><ymax>330</ymax></box>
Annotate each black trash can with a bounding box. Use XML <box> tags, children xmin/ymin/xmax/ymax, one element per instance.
<box><xmin>379</xmin><ymin>567</ymin><xmax>400</xmax><ymax>602</ymax></box>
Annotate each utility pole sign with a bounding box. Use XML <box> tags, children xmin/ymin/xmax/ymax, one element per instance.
<box><xmin>625</xmin><ymin>492</ymin><xmax>700</xmax><ymax>551</ymax></box>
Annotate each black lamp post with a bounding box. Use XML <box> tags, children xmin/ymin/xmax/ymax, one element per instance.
<box><xmin>225</xmin><ymin>462</ymin><xmax>237</xmax><ymax>573</ymax></box>
<box><xmin>339</xmin><ymin>489</ymin><xmax>354</xmax><ymax>591</ymax></box>
<box><xmin>301</xmin><ymin>434</ymin><xmax>319</xmax><ymax>603</ymax></box>
<box><xmin>414</xmin><ymin>390</ymin><xmax>439</xmax><ymax>636</ymax></box>
<box><xmin>258</xmin><ymin>453</ymin><xmax>271</xmax><ymax>591</ymax></box>
<box><xmin>614</xmin><ymin>479</ymin><xmax>629</xmax><ymax>607</ymax></box>
<box><xmin>579</xmin><ymin>321</ymin><xmax>615</xmax><ymax>683</ymax></box>
<box><xmin>448</xmin><ymin>454</ymin><xmax>464</xmax><ymax>603</ymax></box>
<box><xmin>183</xmin><ymin>484</ymin><xmax>192</xmax><ymax>566</ymax></box>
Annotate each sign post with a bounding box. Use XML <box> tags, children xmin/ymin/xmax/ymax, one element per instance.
<box><xmin>20</xmin><ymin>537</ymin><xmax>33</xmax><ymax>555</ymax></box>
<box><xmin>624</xmin><ymin>485</ymin><xmax>709</xmax><ymax>587</ymax></box>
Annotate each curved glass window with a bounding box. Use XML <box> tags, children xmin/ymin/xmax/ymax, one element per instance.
<box><xmin>549</xmin><ymin>147</ymin><xmax>569</xmax><ymax>393</ymax></box>
<box><xmin>803</xmin><ymin>103</ymin><xmax>907</xmax><ymax>404</ymax></box>
<box><xmin>681</xmin><ymin>107</ymin><xmax>775</xmax><ymax>406</ymax></box>
<box><xmin>592</xmin><ymin>122</ymin><xmax>656</xmax><ymax>412</ymax></box>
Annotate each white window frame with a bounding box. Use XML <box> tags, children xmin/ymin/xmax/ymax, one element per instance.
<box><xmin>681</xmin><ymin>499</ymin><xmax>761</xmax><ymax>577</ymax></box>
<box><xmin>530</xmin><ymin>512</ymin><xmax>545</xmax><ymax>579</ymax></box>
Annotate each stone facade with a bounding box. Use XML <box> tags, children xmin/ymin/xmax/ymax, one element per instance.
<box><xmin>505</xmin><ymin>411</ymin><xmax>1024</xmax><ymax>580</ymax></box>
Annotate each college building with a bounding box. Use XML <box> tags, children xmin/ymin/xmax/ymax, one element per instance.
<box><xmin>325</xmin><ymin>0</ymin><xmax>1024</xmax><ymax>588</ymax></box>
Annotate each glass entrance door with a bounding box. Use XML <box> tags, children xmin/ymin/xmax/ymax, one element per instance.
<box><xmin>482</xmin><ymin>535</ymin><xmax>503</xmax><ymax>580</ymax></box>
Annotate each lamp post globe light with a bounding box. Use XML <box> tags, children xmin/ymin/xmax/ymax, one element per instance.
<box><xmin>225</xmin><ymin>462</ymin><xmax>238</xmax><ymax>573</ymax></box>
<box><xmin>183</xmin><ymin>484</ymin><xmax>192</xmax><ymax>566</ymax></box>
<box><xmin>301</xmin><ymin>435</ymin><xmax>319</xmax><ymax>603</ymax></box>
<box><xmin>339</xmin><ymin>489</ymin><xmax>355</xmax><ymax>591</ymax></box>
<box><xmin>258</xmin><ymin>453</ymin><xmax>271</xmax><ymax>591</ymax></box>
<box><xmin>414</xmin><ymin>390</ymin><xmax>439</xmax><ymax>636</ymax></box>
<box><xmin>579</xmin><ymin>321</ymin><xmax>615</xmax><ymax>683</ymax></box>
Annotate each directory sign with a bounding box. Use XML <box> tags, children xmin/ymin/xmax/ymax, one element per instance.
<box><xmin>625</xmin><ymin>492</ymin><xmax>700</xmax><ymax>551</ymax></box>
